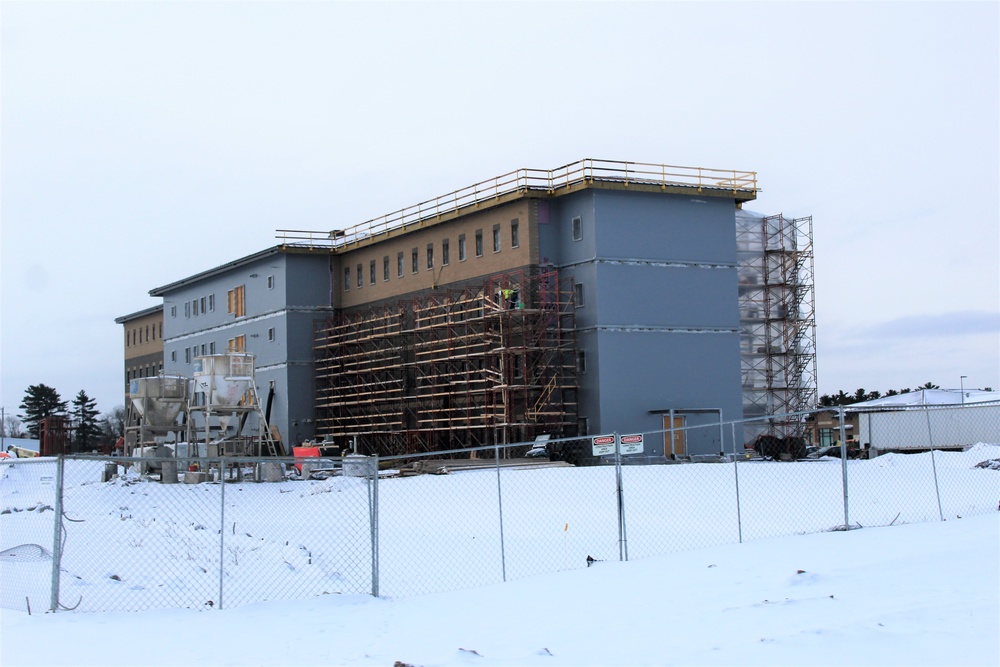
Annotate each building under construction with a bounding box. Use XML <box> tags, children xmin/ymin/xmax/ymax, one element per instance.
<box><xmin>736</xmin><ymin>210</ymin><xmax>818</xmax><ymax>442</ymax></box>
<box><xmin>315</xmin><ymin>269</ymin><xmax>578</xmax><ymax>455</ymax></box>
<box><xmin>140</xmin><ymin>159</ymin><xmax>816</xmax><ymax>459</ymax></box>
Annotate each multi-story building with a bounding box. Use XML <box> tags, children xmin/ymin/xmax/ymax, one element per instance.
<box><xmin>126</xmin><ymin>159</ymin><xmax>815</xmax><ymax>460</ymax></box>
<box><xmin>114</xmin><ymin>305</ymin><xmax>165</xmax><ymax>402</ymax></box>
<box><xmin>148</xmin><ymin>248</ymin><xmax>333</xmax><ymax>450</ymax></box>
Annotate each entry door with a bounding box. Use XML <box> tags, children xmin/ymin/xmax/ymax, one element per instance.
<box><xmin>663</xmin><ymin>415</ymin><xmax>686</xmax><ymax>456</ymax></box>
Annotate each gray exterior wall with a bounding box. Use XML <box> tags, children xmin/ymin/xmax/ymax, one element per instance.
<box><xmin>154</xmin><ymin>249</ymin><xmax>332</xmax><ymax>451</ymax></box>
<box><xmin>538</xmin><ymin>189</ymin><xmax>744</xmax><ymax>456</ymax></box>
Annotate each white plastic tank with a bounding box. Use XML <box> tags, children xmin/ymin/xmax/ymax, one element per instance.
<box><xmin>193</xmin><ymin>353</ymin><xmax>254</xmax><ymax>410</ymax></box>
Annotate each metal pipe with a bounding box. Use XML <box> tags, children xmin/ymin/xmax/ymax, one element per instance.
<box><xmin>926</xmin><ymin>407</ymin><xmax>945</xmax><ymax>521</ymax></box>
<box><xmin>218</xmin><ymin>456</ymin><xmax>226</xmax><ymax>609</ymax></box>
<box><xmin>49</xmin><ymin>456</ymin><xmax>65</xmax><ymax>612</ymax></box>
<box><xmin>495</xmin><ymin>444</ymin><xmax>507</xmax><ymax>581</ymax></box>
<box><xmin>839</xmin><ymin>406</ymin><xmax>849</xmax><ymax>530</ymax></box>
<box><xmin>732</xmin><ymin>423</ymin><xmax>743</xmax><ymax>543</ymax></box>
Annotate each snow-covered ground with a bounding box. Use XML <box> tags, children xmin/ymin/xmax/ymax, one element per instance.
<box><xmin>1</xmin><ymin>447</ymin><xmax>998</xmax><ymax>666</ymax></box>
<box><xmin>1</xmin><ymin>513</ymin><xmax>997</xmax><ymax>666</ymax></box>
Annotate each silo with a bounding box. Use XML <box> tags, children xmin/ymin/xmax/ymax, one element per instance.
<box><xmin>126</xmin><ymin>375</ymin><xmax>189</xmax><ymax>456</ymax></box>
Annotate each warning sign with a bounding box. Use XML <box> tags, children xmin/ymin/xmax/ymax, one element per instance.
<box><xmin>592</xmin><ymin>435</ymin><xmax>616</xmax><ymax>456</ymax></box>
<box><xmin>620</xmin><ymin>433</ymin><xmax>644</xmax><ymax>455</ymax></box>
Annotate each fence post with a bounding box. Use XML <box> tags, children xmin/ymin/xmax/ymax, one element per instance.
<box><xmin>218</xmin><ymin>456</ymin><xmax>226</xmax><ymax>610</ymax></box>
<box><xmin>615</xmin><ymin>433</ymin><xmax>628</xmax><ymax>561</ymax></box>
<box><xmin>839</xmin><ymin>406</ymin><xmax>850</xmax><ymax>530</ymax></box>
<box><xmin>48</xmin><ymin>455</ymin><xmax>65</xmax><ymax>612</ymax></box>
<box><xmin>370</xmin><ymin>455</ymin><xmax>379</xmax><ymax>598</ymax></box>
<box><xmin>923</xmin><ymin>405</ymin><xmax>945</xmax><ymax>521</ymax></box>
<box><xmin>731</xmin><ymin>422</ymin><xmax>743</xmax><ymax>544</ymax></box>
<box><xmin>495</xmin><ymin>443</ymin><xmax>507</xmax><ymax>581</ymax></box>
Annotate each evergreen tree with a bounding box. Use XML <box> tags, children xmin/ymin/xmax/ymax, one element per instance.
<box><xmin>72</xmin><ymin>390</ymin><xmax>100</xmax><ymax>452</ymax></box>
<box><xmin>18</xmin><ymin>384</ymin><xmax>67</xmax><ymax>439</ymax></box>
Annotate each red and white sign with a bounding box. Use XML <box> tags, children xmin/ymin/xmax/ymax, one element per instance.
<box><xmin>620</xmin><ymin>433</ymin><xmax>644</xmax><ymax>455</ymax></box>
<box><xmin>592</xmin><ymin>435</ymin><xmax>616</xmax><ymax>456</ymax></box>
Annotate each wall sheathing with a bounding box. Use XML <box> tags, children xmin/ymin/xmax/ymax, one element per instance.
<box><xmin>736</xmin><ymin>211</ymin><xmax>818</xmax><ymax>442</ymax></box>
<box><xmin>314</xmin><ymin>268</ymin><xmax>578</xmax><ymax>456</ymax></box>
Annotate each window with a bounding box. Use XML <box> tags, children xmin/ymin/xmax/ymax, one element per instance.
<box><xmin>268</xmin><ymin>327</ymin><xmax>275</xmax><ymax>342</ymax></box>
<box><xmin>152</xmin><ymin>324</ymin><xmax>156</xmax><ymax>341</ymax></box>
<box><xmin>192</xmin><ymin>299</ymin><xmax>199</xmax><ymax>317</ymax></box>
<box><xmin>343</xmin><ymin>267</ymin><xmax>350</xmax><ymax>290</ymax></box>
<box><xmin>185</xmin><ymin>302</ymin><xmax>191</xmax><ymax>318</ymax></box>
<box><xmin>357</xmin><ymin>264</ymin><xmax>363</xmax><ymax>288</ymax></box>
<box><xmin>574</xmin><ymin>283</ymin><xmax>585</xmax><ymax>307</ymax></box>
<box><xmin>209</xmin><ymin>341</ymin><xmax>216</xmax><ymax>354</ymax></box>
<box><xmin>572</xmin><ymin>216</ymin><xmax>582</xmax><ymax>241</ymax></box>
<box><xmin>411</xmin><ymin>248</ymin><xmax>419</xmax><ymax>274</ymax></box>
<box><xmin>200</xmin><ymin>344</ymin><xmax>206</xmax><ymax>355</ymax></box>
<box><xmin>227</xmin><ymin>285</ymin><xmax>245</xmax><ymax>317</ymax></box>
<box><xmin>511</xmin><ymin>218</ymin><xmax>520</xmax><ymax>248</ymax></box>
<box><xmin>397</xmin><ymin>252</ymin><xmax>404</xmax><ymax>278</ymax></box>
<box><xmin>170</xmin><ymin>305</ymin><xmax>177</xmax><ymax>318</ymax></box>
<box><xmin>493</xmin><ymin>224</ymin><xmax>501</xmax><ymax>252</ymax></box>
<box><xmin>370</xmin><ymin>259</ymin><xmax>376</xmax><ymax>285</ymax></box>
<box><xmin>158</xmin><ymin>323</ymin><xmax>162</xmax><ymax>339</ymax></box>
<box><xmin>577</xmin><ymin>350</ymin><xmax>587</xmax><ymax>373</ymax></box>
<box><xmin>200</xmin><ymin>296</ymin><xmax>206</xmax><ymax>314</ymax></box>
<box><xmin>442</xmin><ymin>239</ymin><xmax>450</xmax><ymax>265</ymax></box>
<box><xmin>184</xmin><ymin>348</ymin><xmax>190</xmax><ymax>364</ymax></box>
<box><xmin>458</xmin><ymin>234</ymin><xmax>467</xmax><ymax>261</ymax></box>
<box><xmin>475</xmin><ymin>230</ymin><xmax>483</xmax><ymax>257</ymax></box>
<box><xmin>383</xmin><ymin>256</ymin><xmax>390</xmax><ymax>282</ymax></box>
<box><xmin>267</xmin><ymin>275</ymin><xmax>274</xmax><ymax>290</ymax></box>
<box><xmin>208</xmin><ymin>294</ymin><xmax>215</xmax><ymax>312</ymax></box>
<box><xmin>229</xmin><ymin>335</ymin><xmax>246</xmax><ymax>352</ymax></box>
<box><xmin>171</xmin><ymin>350</ymin><xmax>177</xmax><ymax>363</ymax></box>
<box><xmin>427</xmin><ymin>243</ymin><xmax>434</xmax><ymax>269</ymax></box>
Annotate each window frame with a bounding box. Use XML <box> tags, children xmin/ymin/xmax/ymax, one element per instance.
<box><xmin>572</xmin><ymin>216</ymin><xmax>583</xmax><ymax>241</ymax></box>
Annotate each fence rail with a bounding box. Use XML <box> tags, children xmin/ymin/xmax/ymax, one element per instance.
<box><xmin>275</xmin><ymin>158</ymin><xmax>758</xmax><ymax>251</ymax></box>
<box><xmin>1</xmin><ymin>407</ymin><xmax>997</xmax><ymax>613</ymax></box>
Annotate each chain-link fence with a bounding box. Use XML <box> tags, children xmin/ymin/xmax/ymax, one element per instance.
<box><xmin>2</xmin><ymin>406</ymin><xmax>997</xmax><ymax>613</ymax></box>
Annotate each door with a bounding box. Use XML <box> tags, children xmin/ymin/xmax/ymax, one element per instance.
<box><xmin>663</xmin><ymin>415</ymin><xmax>686</xmax><ymax>456</ymax></box>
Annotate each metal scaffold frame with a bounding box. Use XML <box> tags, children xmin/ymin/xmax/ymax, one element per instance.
<box><xmin>737</xmin><ymin>213</ymin><xmax>817</xmax><ymax>443</ymax></box>
<box><xmin>314</xmin><ymin>268</ymin><xmax>579</xmax><ymax>456</ymax></box>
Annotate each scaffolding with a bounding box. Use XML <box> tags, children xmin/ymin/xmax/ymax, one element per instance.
<box><xmin>315</xmin><ymin>268</ymin><xmax>579</xmax><ymax>456</ymax></box>
<box><xmin>736</xmin><ymin>211</ymin><xmax>818</xmax><ymax>444</ymax></box>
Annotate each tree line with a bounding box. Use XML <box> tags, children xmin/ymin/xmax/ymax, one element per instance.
<box><xmin>818</xmin><ymin>381</ymin><xmax>993</xmax><ymax>407</ymax></box>
<box><xmin>2</xmin><ymin>383</ymin><xmax>125</xmax><ymax>453</ymax></box>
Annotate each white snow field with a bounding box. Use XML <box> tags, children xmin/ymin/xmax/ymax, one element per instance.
<box><xmin>1</xmin><ymin>446</ymin><xmax>998</xmax><ymax>666</ymax></box>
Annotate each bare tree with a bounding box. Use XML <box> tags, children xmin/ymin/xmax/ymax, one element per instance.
<box><xmin>1</xmin><ymin>413</ymin><xmax>27</xmax><ymax>438</ymax></box>
<box><xmin>99</xmin><ymin>405</ymin><xmax>127</xmax><ymax>444</ymax></box>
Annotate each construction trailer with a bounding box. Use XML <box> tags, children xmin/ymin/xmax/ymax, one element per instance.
<box><xmin>736</xmin><ymin>210</ymin><xmax>818</xmax><ymax>444</ymax></box>
<box><xmin>314</xmin><ymin>268</ymin><xmax>579</xmax><ymax>457</ymax></box>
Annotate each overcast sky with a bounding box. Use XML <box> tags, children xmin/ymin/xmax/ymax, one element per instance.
<box><xmin>2</xmin><ymin>1</ymin><xmax>998</xmax><ymax>419</ymax></box>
